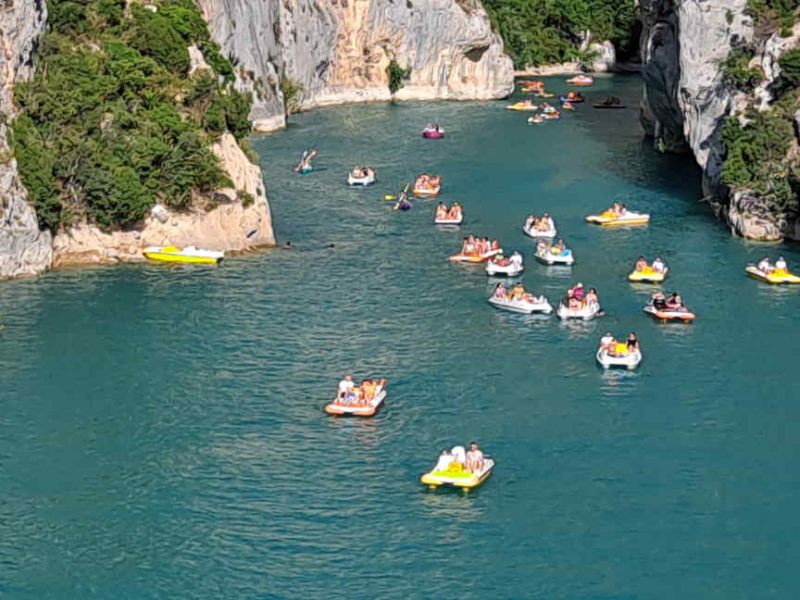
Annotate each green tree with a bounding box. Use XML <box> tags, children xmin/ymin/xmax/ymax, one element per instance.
<box><xmin>387</xmin><ymin>60</ymin><xmax>412</xmax><ymax>95</ymax></box>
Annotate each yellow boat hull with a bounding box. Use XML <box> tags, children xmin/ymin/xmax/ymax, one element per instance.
<box><xmin>143</xmin><ymin>252</ymin><xmax>220</xmax><ymax>265</ymax></box>
<box><xmin>746</xmin><ymin>267</ymin><xmax>800</xmax><ymax>284</ymax></box>
<box><xmin>420</xmin><ymin>460</ymin><xmax>495</xmax><ymax>490</ymax></box>
<box><xmin>628</xmin><ymin>269</ymin><xmax>667</xmax><ymax>283</ymax></box>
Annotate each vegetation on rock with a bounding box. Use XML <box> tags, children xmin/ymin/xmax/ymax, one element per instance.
<box><xmin>720</xmin><ymin>47</ymin><xmax>762</xmax><ymax>91</ymax></box>
<box><xmin>12</xmin><ymin>0</ymin><xmax>252</xmax><ymax>232</ymax></box>
<box><xmin>387</xmin><ymin>60</ymin><xmax>412</xmax><ymax>95</ymax></box>
<box><xmin>481</xmin><ymin>0</ymin><xmax>637</xmax><ymax>68</ymax></box>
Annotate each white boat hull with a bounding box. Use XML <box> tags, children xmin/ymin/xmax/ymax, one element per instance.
<box><xmin>485</xmin><ymin>261</ymin><xmax>524</xmax><ymax>276</ymax></box>
<box><xmin>557</xmin><ymin>302</ymin><xmax>602</xmax><ymax>320</ymax></box>
<box><xmin>488</xmin><ymin>295</ymin><xmax>552</xmax><ymax>314</ymax></box>
<box><xmin>523</xmin><ymin>224</ymin><xmax>557</xmax><ymax>238</ymax></box>
<box><xmin>347</xmin><ymin>173</ymin><xmax>376</xmax><ymax>186</ymax></box>
<box><xmin>535</xmin><ymin>249</ymin><xmax>574</xmax><ymax>265</ymax></box>
<box><xmin>597</xmin><ymin>348</ymin><xmax>642</xmax><ymax>369</ymax></box>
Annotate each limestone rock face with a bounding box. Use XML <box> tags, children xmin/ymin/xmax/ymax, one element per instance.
<box><xmin>0</xmin><ymin>1</ymin><xmax>51</xmax><ymax>278</ymax></box>
<box><xmin>197</xmin><ymin>0</ymin><xmax>514</xmax><ymax>131</ymax></box>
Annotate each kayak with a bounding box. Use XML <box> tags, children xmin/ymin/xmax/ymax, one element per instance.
<box><xmin>449</xmin><ymin>249</ymin><xmax>502</xmax><ymax>263</ymax></box>
<box><xmin>628</xmin><ymin>266</ymin><xmax>668</xmax><ymax>283</ymax></box>
<box><xmin>596</xmin><ymin>347</ymin><xmax>642</xmax><ymax>369</ymax></box>
<box><xmin>488</xmin><ymin>294</ymin><xmax>552</xmax><ymax>314</ymax></box>
<box><xmin>557</xmin><ymin>301</ymin><xmax>602</xmax><ymax>320</ymax></box>
<box><xmin>643</xmin><ymin>302</ymin><xmax>696</xmax><ymax>322</ymax></box>
<box><xmin>522</xmin><ymin>222</ymin><xmax>557</xmax><ymax>238</ymax></box>
<box><xmin>535</xmin><ymin>246</ymin><xmax>574</xmax><ymax>265</ymax></box>
<box><xmin>506</xmin><ymin>102</ymin><xmax>538</xmax><ymax>112</ymax></box>
<box><xmin>420</xmin><ymin>458</ymin><xmax>495</xmax><ymax>491</ymax></box>
<box><xmin>347</xmin><ymin>171</ymin><xmax>376</xmax><ymax>186</ymax></box>
<box><xmin>585</xmin><ymin>211</ymin><xmax>650</xmax><ymax>227</ymax></box>
<box><xmin>324</xmin><ymin>389</ymin><xmax>386</xmax><ymax>417</ymax></box>
<box><xmin>745</xmin><ymin>265</ymin><xmax>800</xmax><ymax>284</ymax></box>
<box><xmin>143</xmin><ymin>245</ymin><xmax>224</xmax><ymax>264</ymax></box>
<box><xmin>299</xmin><ymin>166</ymin><xmax>313</xmax><ymax>175</ymax></box>
<box><xmin>485</xmin><ymin>259</ymin><xmax>523</xmax><ymax>276</ymax></box>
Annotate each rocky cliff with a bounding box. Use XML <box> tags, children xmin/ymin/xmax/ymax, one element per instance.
<box><xmin>197</xmin><ymin>0</ymin><xmax>514</xmax><ymax>131</ymax></box>
<box><xmin>0</xmin><ymin>1</ymin><xmax>52</xmax><ymax>278</ymax></box>
<box><xmin>639</xmin><ymin>0</ymin><xmax>800</xmax><ymax>241</ymax></box>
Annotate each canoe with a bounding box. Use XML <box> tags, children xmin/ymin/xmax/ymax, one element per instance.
<box><xmin>143</xmin><ymin>246</ymin><xmax>224</xmax><ymax>265</ymax></box>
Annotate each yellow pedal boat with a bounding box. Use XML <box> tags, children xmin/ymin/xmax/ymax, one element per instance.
<box><xmin>628</xmin><ymin>266</ymin><xmax>668</xmax><ymax>283</ymax></box>
<box><xmin>745</xmin><ymin>265</ymin><xmax>800</xmax><ymax>284</ymax></box>
<box><xmin>420</xmin><ymin>457</ymin><xmax>494</xmax><ymax>491</ymax></box>
<box><xmin>585</xmin><ymin>210</ymin><xmax>650</xmax><ymax>227</ymax></box>
<box><xmin>506</xmin><ymin>101</ymin><xmax>538</xmax><ymax>112</ymax></box>
<box><xmin>143</xmin><ymin>246</ymin><xmax>224</xmax><ymax>265</ymax></box>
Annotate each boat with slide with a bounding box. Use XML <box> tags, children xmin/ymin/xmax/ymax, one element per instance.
<box><xmin>143</xmin><ymin>246</ymin><xmax>224</xmax><ymax>264</ymax></box>
<box><xmin>745</xmin><ymin>265</ymin><xmax>800</xmax><ymax>284</ymax></box>
<box><xmin>420</xmin><ymin>447</ymin><xmax>494</xmax><ymax>491</ymax></box>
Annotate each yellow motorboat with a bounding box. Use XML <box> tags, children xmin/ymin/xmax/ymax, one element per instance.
<box><xmin>745</xmin><ymin>265</ymin><xmax>800</xmax><ymax>284</ymax></box>
<box><xmin>143</xmin><ymin>245</ymin><xmax>224</xmax><ymax>265</ymax></box>
<box><xmin>585</xmin><ymin>210</ymin><xmax>650</xmax><ymax>227</ymax></box>
<box><xmin>628</xmin><ymin>266</ymin><xmax>668</xmax><ymax>283</ymax></box>
<box><xmin>420</xmin><ymin>453</ymin><xmax>494</xmax><ymax>491</ymax></box>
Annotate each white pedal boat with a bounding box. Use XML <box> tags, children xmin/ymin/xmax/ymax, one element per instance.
<box><xmin>488</xmin><ymin>294</ymin><xmax>552</xmax><ymax>314</ymax></box>
<box><xmin>485</xmin><ymin>258</ymin><xmax>523</xmax><ymax>276</ymax></box>
<box><xmin>523</xmin><ymin>222</ymin><xmax>557</xmax><ymax>238</ymax></box>
<box><xmin>535</xmin><ymin>247</ymin><xmax>574</xmax><ymax>265</ymax></box>
<box><xmin>557</xmin><ymin>302</ymin><xmax>603</xmax><ymax>320</ymax></box>
<box><xmin>347</xmin><ymin>170</ymin><xmax>376</xmax><ymax>186</ymax></box>
<box><xmin>435</xmin><ymin>215</ymin><xmax>463</xmax><ymax>225</ymax></box>
<box><xmin>596</xmin><ymin>348</ymin><xmax>642</xmax><ymax>369</ymax></box>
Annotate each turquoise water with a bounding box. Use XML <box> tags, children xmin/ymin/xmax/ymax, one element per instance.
<box><xmin>2</xmin><ymin>75</ymin><xmax>800</xmax><ymax>598</ymax></box>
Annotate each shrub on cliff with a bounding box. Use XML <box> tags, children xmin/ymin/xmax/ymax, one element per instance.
<box><xmin>721</xmin><ymin>112</ymin><xmax>795</xmax><ymax>204</ymax></box>
<box><xmin>387</xmin><ymin>60</ymin><xmax>412</xmax><ymax>95</ymax></box>
<box><xmin>778</xmin><ymin>49</ymin><xmax>800</xmax><ymax>85</ymax></box>
<box><xmin>12</xmin><ymin>0</ymin><xmax>250</xmax><ymax>232</ymax></box>
<box><xmin>482</xmin><ymin>0</ymin><xmax>637</xmax><ymax>68</ymax></box>
<box><xmin>721</xmin><ymin>47</ymin><xmax>762</xmax><ymax>91</ymax></box>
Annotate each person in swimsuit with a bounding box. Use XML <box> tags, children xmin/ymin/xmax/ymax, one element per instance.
<box><xmin>757</xmin><ymin>256</ymin><xmax>772</xmax><ymax>273</ymax></box>
<box><xmin>337</xmin><ymin>374</ymin><xmax>354</xmax><ymax>401</ymax></box>
<box><xmin>626</xmin><ymin>332</ymin><xmax>639</xmax><ymax>352</ymax></box>
<box><xmin>465</xmin><ymin>441</ymin><xmax>485</xmax><ymax>473</ymax></box>
<box><xmin>775</xmin><ymin>256</ymin><xmax>788</xmax><ymax>272</ymax></box>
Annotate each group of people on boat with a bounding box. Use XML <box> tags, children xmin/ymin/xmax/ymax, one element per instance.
<box><xmin>563</xmin><ymin>282</ymin><xmax>599</xmax><ymax>309</ymax></box>
<box><xmin>414</xmin><ymin>173</ymin><xmax>442</xmax><ymax>194</ymax></box>
<box><xmin>651</xmin><ymin>291</ymin><xmax>687</xmax><ymax>311</ymax></box>
<box><xmin>489</xmin><ymin>251</ymin><xmax>522</xmax><ymax>268</ymax></box>
<box><xmin>599</xmin><ymin>332</ymin><xmax>639</xmax><ymax>355</ymax></box>
<box><xmin>436</xmin><ymin>202</ymin><xmax>462</xmax><ymax>221</ymax></box>
<box><xmin>434</xmin><ymin>442</ymin><xmax>485</xmax><ymax>474</ymax></box>
<box><xmin>633</xmin><ymin>256</ymin><xmax>666</xmax><ymax>273</ymax></box>
<box><xmin>536</xmin><ymin>239</ymin><xmax>567</xmax><ymax>255</ymax></box>
<box><xmin>757</xmin><ymin>256</ymin><xmax>789</xmax><ymax>274</ymax></box>
<box><xmin>493</xmin><ymin>281</ymin><xmax>542</xmax><ymax>303</ymax></box>
<box><xmin>562</xmin><ymin>91</ymin><xmax>584</xmax><ymax>103</ymax></box>
<box><xmin>606</xmin><ymin>202</ymin><xmax>629</xmax><ymax>217</ymax></box>
<box><xmin>525</xmin><ymin>213</ymin><xmax>555</xmax><ymax>233</ymax></box>
<box><xmin>461</xmin><ymin>235</ymin><xmax>500</xmax><ymax>257</ymax></box>
<box><xmin>335</xmin><ymin>374</ymin><xmax>386</xmax><ymax>406</ymax></box>
<box><xmin>350</xmin><ymin>165</ymin><xmax>374</xmax><ymax>179</ymax></box>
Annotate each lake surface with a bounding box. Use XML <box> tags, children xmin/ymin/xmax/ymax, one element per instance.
<box><xmin>2</xmin><ymin>75</ymin><xmax>799</xmax><ymax>599</ymax></box>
